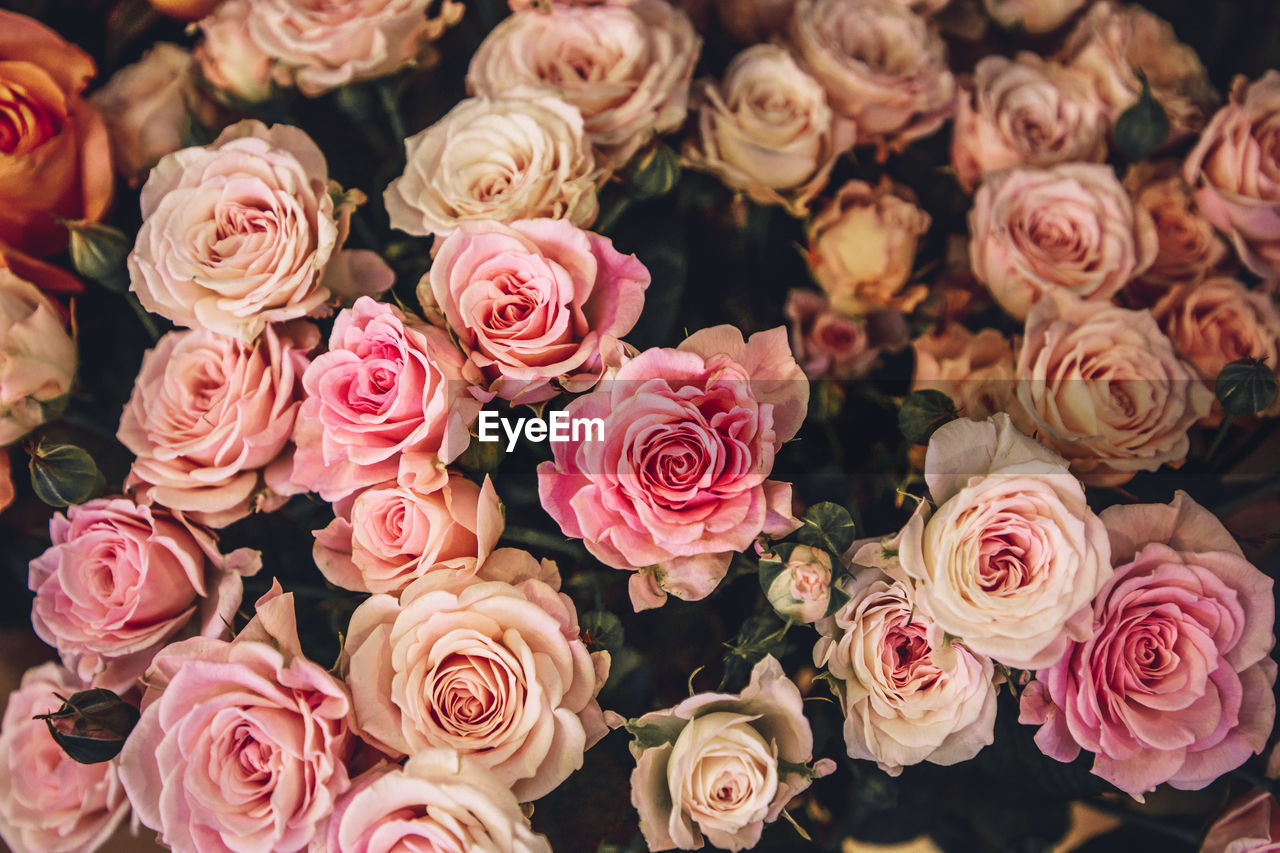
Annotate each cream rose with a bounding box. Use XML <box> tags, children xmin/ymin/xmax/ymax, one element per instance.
<box><xmin>0</xmin><ymin>266</ymin><xmax>75</xmax><ymax>446</ymax></box>
<box><xmin>762</xmin><ymin>543</ymin><xmax>834</xmax><ymax>623</ymax></box>
<box><xmin>982</xmin><ymin>0</ymin><xmax>1084</xmax><ymax>34</ymax></box>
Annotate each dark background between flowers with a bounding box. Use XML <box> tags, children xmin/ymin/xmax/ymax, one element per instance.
<box><xmin>1</xmin><ymin>0</ymin><xmax>1280</xmax><ymax>850</ymax></box>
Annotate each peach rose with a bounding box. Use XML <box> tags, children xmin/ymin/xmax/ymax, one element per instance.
<box><xmin>468</xmin><ymin>0</ymin><xmax>699</xmax><ymax>171</ymax></box>
<box><xmin>969</xmin><ymin>163</ymin><xmax>1158</xmax><ymax>320</ymax></box>
<box><xmin>785</xmin><ymin>289</ymin><xmax>909</xmax><ymax>380</ymax></box>
<box><xmin>385</xmin><ymin>95</ymin><xmax>600</xmax><ymax>239</ymax></box>
<box><xmin>714</xmin><ymin>0</ymin><xmax>797</xmax><ymax>43</ymax></box>
<box><xmin>913</xmin><ymin>324</ymin><xmax>1026</xmax><ymax>425</ymax></box>
<box><xmin>313</xmin><ymin>473</ymin><xmax>504</xmax><ymax>594</ymax></box>
<box><xmin>1016</xmin><ymin>292</ymin><xmax>1213</xmax><ymax>486</ymax></box>
<box><xmin>343</xmin><ymin>548</ymin><xmax>611</xmax><ymax>802</ymax></box>
<box><xmin>0</xmin><ymin>10</ymin><xmax>112</xmax><ymax>257</ymax></box>
<box><xmin>195</xmin><ymin>0</ymin><xmax>275</xmax><ymax>103</ymax></box>
<box><xmin>951</xmin><ymin>53</ymin><xmax>1108</xmax><ymax>193</ymax></box>
<box><xmin>788</xmin><ymin>0</ymin><xmax>955</xmax><ymax>156</ymax></box>
<box><xmin>807</xmin><ymin>178</ymin><xmax>931</xmax><ymax>315</ymax></box>
<box><xmin>0</xmin><ymin>663</ymin><xmax>130</xmax><ymax>853</ymax></box>
<box><xmin>1202</xmin><ymin>791</ymin><xmax>1280</xmax><ymax>853</ymax></box>
<box><xmin>981</xmin><ymin>0</ymin><xmax>1084</xmax><ymax>34</ymax></box>
<box><xmin>684</xmin><ymin>44</ymin><xmax>855</xmax><ymax>215</ymax></box>
<box><xmin>1184</xmin><ymin>71</ymin><xmax>1280</xmax><ymax>280</ymax></box>
<box><xmin>0</xmin><ymin>266</ymin><xmax>76</xmax><ymax>446</ymax></box>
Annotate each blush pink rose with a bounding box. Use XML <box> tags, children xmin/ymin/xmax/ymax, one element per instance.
<box><xmin>343</xmin><ymin>548</ymin><xmax>611</xmax><ymax>802</ymax></box>
<box><xmin>28</xmin><ymin>496</ymin><xmax>262</xmax><ymax>693</ymax></box>
<box><xmin>118</xmin><ymin>321</ymin><xmax>320</xmax><ymax>528</ymax></box>
<box><xmin>785</xmin><ymin>289</ymin><xmax>909</xmax><ymax>380</ymax></box>
<box><xmin>291</xmin><ymin>296</ymin><xmax>483</xmax><ymax>501</ymax></box>
<box><xmin>314</xmin><ymin>473</ymin><xmax>504</xmax><ymax>594</ymax></box>
<box><xmin>1202</xmin><ymin>790</ymin><xmax>1280</xmax><ymax>853</ymax></box>
<box><xmin>424</xmin><ymin>218</ymin><xmax>650</xmax><ymax>404</ymax></box>
<box><xmin>763</xmin><ymin>544</ymin><xmax>834</xmax><ymax>624</ymax></box>
<box><xmin>0</xmin><ymin>265</ymin><xmax>77</xmax><ymax>445</ymax></box>
<box><xmin>1020</xmin><ymin>492</ymin><xmax>1277</xmax><ymax>798</ymax></box>
<box><xmin>537</xmin><ymin>325</ymin><xmax>807</xmax><ymax>611</ymax></box>
<box><xmin>969</xmin><ymin>163</ymin><xmax>1158</xmax><ymax>320</ymax></box>
<box><xmin>195</xmin><ymin>0</ymin><xmax>275</xmax><ymax>103</ymax></box>
<box><xmin>119</xmin><ymin>582</ymin><xmax>356</xmax><ymax>853</ymax></box>
<box><xmin>1184</xmin><ymin>71</ymin><xmax>1280</xmax><ymax>280</ymax></box>
<box><xmin>0</xmin><ymin>663</ymin><xmax>130</xmax><ymax>853</ymax></box>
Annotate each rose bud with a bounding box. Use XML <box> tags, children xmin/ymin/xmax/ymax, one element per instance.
<box><xmin>34</xmin><ymin>688</ymin><xmax>140</xmax><ymax>764</ymax></box>
<box><xmin>762</xmin><ymin>543</ymin><xmax>838</xmax><ymax>624</ymax></box>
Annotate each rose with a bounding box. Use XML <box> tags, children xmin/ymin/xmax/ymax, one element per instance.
<box><xmin>385</xmin><ymin>95</ymin><xmax>600</xmax><ymax>239</ymax></box>
<box><xmin>951</xmin><ymin>53</ymin><xmax>1108</xmax><ymax>193</ymax></box>
<box><xmin>118</xmin><ymin>321</ymin><xmax>319</xmax><ymax>528</ymax></box>
<box><xmin>120</xmin><ymin>582</ymin><xmax>355</xmax><ymax>853</ymax></box>
<box><xmin>1016</xmin><ymin>292</ymin><xmax>1214</xmax><ymax>486</ymax></box>
<box><xmin>763</xmin><ymin>544</ymin><xmax>835</xmax><ymax>623</ymax></box>
<box><xmin>788</xmin><ymin>0</ymin><xmax>955</xmax><ymax>156</ymax></box>
<box><xmin>313</xmin><ymin>473</ymin><xmax>504</xmax><ymax>594</ymax></box>
<box><xmin>195</xmin><ymin>0</ymin><xmax>275</xmax><ymax>103</ymax></box>
<box><xmin>1020</xmin><ymin>492</ymin><xmax>1277</xmax><ymax>797</ymax></box>
<box><xmin>969</xmin><ymin>164</ymin><xmax>1158</xmax><ymax>320</ymax></box>
<box><xmin>628</xmin><ymin>655</ymin><xmax>834</xmax><ymax>852</ymax></box>
<box><xmin>537</xmin><ymin>325</ymin><xmax>807</xmax><ymax>611</ymax></box>
<box><xmin>342</xmin><ymin>548</ymin><xmax>611</xmax><ymax>802</ymax></box>
<box><xmin>423</xmin><ymin>218</ymin><xmax>650</xmax><ymax>404</ymax></box>
<box><xmin>0</xmin><ymin>663</ymin><xmax>130</xmax><ymax>853</ymax></box>
<box><xmin>0</xmin><ymin>266</ymin><xmax>76</xmax><ymax>445</ymax></box>
<box><xmin>312</xmin><ymin>752</ymin><xmax>553</xmax><ymax>853</ymax></box>
<box><xmin>815</xmin><ymin>560</ymin><xmax>998</xmax><ymax>775</ymax></box>
<box><xmin>684</xmin><ymin>45</ymin><xmax>855</xmax><ymax>215</ymax></box>
<box><xmin>981</xmin><ymin>0</ymin><xmax>1084</xmax><ymax>34</ymax></box>
<box><xmin>0</xmin><ymin>241</ymin><xmax>84</xmax><ymax>300</ymax></box>
<box><xmin>1184</xmin><ymin>71</ymin><xmax>1280</xmax><ymax>280</ymax></box>
<box><xmin>806</xmin><ymin>178</ymin><xmax>931</xmax><ymax>315</ymax></box>
<box><xmin>0</xmin><ymin>450</ymin><xmax>12</xmax><ymax>515</ymax></box>
<box><xmin>0</xmin><ymin>10</ymin><xmax>112</xmax><ymax>257</ymax></box>
<box><xmin>912</xmin><ymin>325</ymin><xmax>1026</xmax><ymax>426</ymax></box>
<box><xmin>28</xmin><ymin>496</ymin><xmax>262</xmax><ymax>692</ymax></box>
<box><xmin>467</xmin><ymin>0</ymin><xmax>699</xmax><ymax>171</ymax></box>
<box><xmin>129</xmin><ymin>119</ymin><xmax>392</xmax><ymax>342</ymax></box>
<box><xmin>290</xmin><ymin>296</ymin><xmax>482</xmax><ymax>501</ymax></box>
<box><xmin>714</xmin><ymin>0</ymin><xmax>797</xmax><ymax>43</ymax></box>
<box><xmin>785</xmin><ymin>289</ymin><xmax>909</xmax><ymax>380</ymax></box>
<box><xmin>1201</xmin><ymin>791</ymin><xmax>1280</xmax><ymax>853</ymax></box>
<box><xmin>88</xmin><ymin>43</ymin><xmax>221</xmax><ymax>187</ymax></box>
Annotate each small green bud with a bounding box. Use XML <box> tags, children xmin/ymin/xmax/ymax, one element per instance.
<box><xmin>898</xmin><ymin>389</ymin><xmax>958</xmax><ymax>445</ymax></box>
<box><xmin>26</xmin><ymin>438</ymin><xmax>106</xmax><ymax>508</ymax></box>
<box><xmin>1114</xmin><ymin>71</ymin><xmax>1170</xmax><ymax>162</ymax></box>
<box><xmin>625</xmin><ymin>142</ymin><xmax>680</xmax><ymax>200</ymax></box>
<box><xmin>63</xmin><ymin>219</ymin><xmax>131</xmax><ymax>293</ymax></box>
<box><xmin>1216</xmin><ymin>358</ymin><xmax>1278</xmax><ymax>416</ymax></box>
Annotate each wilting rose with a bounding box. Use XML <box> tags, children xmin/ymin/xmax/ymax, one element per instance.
<box><xmin>629</xmin><ymin>655</ymin><xmax>834</xmax><ymax>852</ymax></box>
<box><xmin>0</xmin><ymin>266</ymin><xmax>76</xmax><ymax>446</ymax></box>
<box><xmin>0</xmin><ymin>663</ymin><xmax>130</xmax><ymax>853</ymax></box>
<box><xmin>0</xmin><ymin>10</ymin><xmax>112</xmax><ymax>257</ymax></box>
<box><xmin>951</xmin><ymin>53</ymin><xmax>1108</xmax><ymax>193</ymax></box>
<box><xmin>120</xmin><ymin>583</ymin><xmax>355</xmax><ymax>853</ymax></box>
<box><xmin>982</xmin><ymin>0</ymin><xmax>1085</xmax><ymax>34</ymax></box>
<box><xmin>788</xmin><ymin>0</ymin><xmax>955</xmax><ymax>156</ymax></box>
<box><xmin>1017</xmin><ymin>292</ymin><xmax>1214</xmax><ymax>486</ymax></box>
<box><xmin>1059</xmin><ymin>2</ymin><xmax>1218</xmax><ymax>145</ymax></box>
<box><xmin>913</xmin><ymin>325</ymin><xmax>1026</xmax><ymax>425</ymax></box>
<box><xmin>130</xmin><ymin>120</ymin><xmax>391</xmax><ymax>342</ymax></box>
<box><xmin>343</xmin><ymin>548</ymin><xmax>610</xmax><ymax>802</ymax></box>
<box><xmin>684</xmin><ymin>45</ymin><xmax>854</xmax><ymax>215</ymax></box>
<box><xmin>969</xmin><ymin>163</ymin><xmax>1158</xmax><ymax>320</ymax></box>
<box><xmin>467</xmin><ymin>0</ymin><xmax>699</xmax><ymax>171</ymax></box>
<box><xmin>314</xmin><ymin>473</ymin><xmax>503</xmax><ymax>594</ymax></box>
<box><xmin>815</xmin><ymin>560</ymin><xmax>997</xmax><ymax>774</ymax></box>
<box><xmin>1184</xmin><ymin>71</ymin><xmax>1280</xmax><ymax>280</ymax></box>
<box><xmin>785</xmin><ymin>289</ymin><xmax>909</xmax><ymax>380</ymax></box>
<box><xmin>424</xmin><ymin>218</ymin><xmax>650</xmax><ymax>404</ymax></box>
<box><xmin>1021</xmin><ymin>492</ymin><xmax>1277</xmax><ymax>797</ymax></box>
<box><xmin>537</xmin><ymin>326</ymin><xmax>807</xmax><ymax>610</ymax></box>
<box><xmin>385</xmin><ymin>95</ymin><xmax>599</xmax><ymax>239</ymax></box>
<box><xmin>714</xmin><ymin>0</ymin><xmax>797</xmax><ymax>42</ymax></box>
<box><xmin>195</xmin><ymin>0</ymin><xmax>275</xmax><ymax>103</ymax></box>
<box><xmin>807</xmin><ymin>178</ymin><xmax>931</xmax><ymax>315</ymax></box>
<box><xmin>1201</xmin><ymin>791</ymin><xmax>1280</xmax><ymax>853</ymax></box>
<box><xmin>28</xmin><ymin>496</ymin><xmax>262</xmax><ymax>693</ymax></box>
<box><xmin>118</xmin><ymin>321</ymin><xmax>320</xmax><ymax>528</ymax></box>
<box><xmin>763</xmin><ymin>544</ymin><xmax>834</xmax><ymax>623</ymax></box>
<box><xmin>89</xmin><ymin>43</ymin><xmax>221</xmax><ymax>187</ymax></box>
<box><xmin>895</xmin><ymin>413</ymin><xmax>1112</xmax><ymax>670</ymax></box>
<box><xmin>312</xmin><ymin>752</ymin><xmax>553</xmax><ymax>853</ymax></box>
<box><xmin>291</xmin><ymin>297</ymin><xmax>482</xmax><ymax>501</ymax></box>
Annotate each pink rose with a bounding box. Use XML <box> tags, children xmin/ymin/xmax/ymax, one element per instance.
<box><xmin>118</xmin><ymin>321</ymin><xmax>320</xmax><ymax>528</ymax></box>
<box><xmin>951</xmin><ymin>53</ymin><xmax>1108</xmax><ymax>193</ymax></box>
<box><xmin>195</xmin><ymin>0</ymin><xmax>275</xmax><ymax>103</ymax></box>
<box><xmin>343</xmin><ymin>548</ymin><xmax>611</xmax><ymax>802</ymax></box>
<box><xmin>981</xmin><ymin>0</ymin><xmax>1085</xmax><ymax>34</ymax></box>
<box><xmin>424</xmin><ymin>218</ymin><xmax>650</xmax><ymax>404</ymax></box>
<box><xmin>970</xmin><ymin>163</ymin><xmax>1158</xmax><ymax>320</ymax></box>
<box><xmin>0</xmin><ymin>663</ymin><xmax>129</xmax><ymax>853</ymax></box>
<box><xmin>291</xmin><ymin>296</ymin><xmax>482</xmax><ymax>501</ymax></box>
<box><xmin>1202</xmin><ymin>790</ymin><xmax>1280</xmax><ymax>853</ymax></box>
<box><xmin>312</xmin><ymin>752</ymin><xmax>553</xmax><ymax>853</ymax></box>
<box><xmin>467</xmin><ymin>0</ymin><xmax>700</xmax><ymax>171</ymax></box>
<box><xmin>628</xmin><ymin>655</ymin><xmax>834</xmax><ymax>852</ymax></box>
<box><xmin>314</xmin><ymin>473</ymin><xmax>504</xmax><ymax>594</ymax></box>
<box><xmin>912</xmin><ymin>324</ymin><xmax>1027</xmax><ymax>426</ymax></box>
<box><xmin>129</xmin><ymin>119</ymin><xmax>392</xmax><ymax>341</ymax></box>
<box><xmin>0</xmin><ymin>265</ymin><xmax>76</xmax><ymax>445</ymax></box>
<box><xmin>763</xmin><ymin>544</ymin><xmax>834</xmax><ymax>623</ymax></box>
<box><xmin>785</xmin><ymin>289</ymin><xmax>909</xmax><ymax>380</ymax></box>
<box><xmin>119</xmin><ymin>582</ymin><xmax>356</xmax><ymax>853</ymax></box>
<box><xmin>788</xmin><ymin>0</ymin><xmax>955</xmax><ymax>157</ymax></box>
<box><xmin>537</xmin><ymin>325</ymin><xmax>807</xmax><ymax>610</ymax></box>
<box><xmin>28</xmin><ymin>496</ymin><xmax>261</xmax><ymax>692</ymax></box>
<box><xmin>1016</xmin><ymin>292</ymin><xmax>1213</xmax><ymax>486</ymax></box>
<box><xmin>1020</xmin><ymin>492</ymin><xmax>1277</xmax><ymax>798</ymax></box>
<box><xmin>1184</xmin><ymin>71</ymin><xmax>1280</xmax><ymax>280</ymax></box>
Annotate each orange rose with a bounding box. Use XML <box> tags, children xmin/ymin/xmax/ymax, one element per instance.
<box><xmin>0</xmin><ymin>11</ymin><xmax>112</xmax><ymax>257</ymax></box>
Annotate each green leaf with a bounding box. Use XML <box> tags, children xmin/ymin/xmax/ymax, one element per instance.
<box><xmin>898</xmin><ymin>389</ymin><xmax>958</xmax><ymax>445</ymax></box>
<box><xmin>34</xmin><ymin>688</ymin><xmax>139</xmax><ymax>764</ymax></box>
<box><xmin>624</xmin><ymin>716</ymin><xmax>685</xmax><ymax>751</ymax></box>
<box><xmin>1114</xmin><ymin>71</ymin><xmax>1170</xmax><ymax>162</ymax></box>
<box><xmin>1216</xmin><ymin>358</ymin><xmax>1278</xmax><ymax>415</ymax></box>
<box><xmin>795</xmin><ymin>502</ymin><xmax>857</xmax><ymax>555</ymax></box>
<box><xmin>27</xmin><ymin>439</ymin><xmax>106</xmax><ymax>508</ymax></box>
<box><xmin>580</xmin><ymin>610</ymin><xmax>624</xmax><ymax>656</ymax></box>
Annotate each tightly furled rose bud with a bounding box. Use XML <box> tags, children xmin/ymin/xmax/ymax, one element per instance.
<box><xmin>0</xmin><ymin>268</ymin><xmax>76</xmax><ymax>446</ymax></box>
<box><xmin>981</xmin><ymin>0</ymin><xmax>1084</xmax><ymax>34</ymax></box>
<box><xmin>763</xmin><ymin>544</ymin><xmax>835</xmax><ymax>623</ymax></box>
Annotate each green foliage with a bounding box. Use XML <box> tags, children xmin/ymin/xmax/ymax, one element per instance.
<box><xmin>26</xmin><ymin>439</ymin><xmax>106</xmax><ymax>508</ymax></box>
<box><xmin>898</xmin><ymin>389</ymin><xmax>959</xmax><ymax>445</ymax></box>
